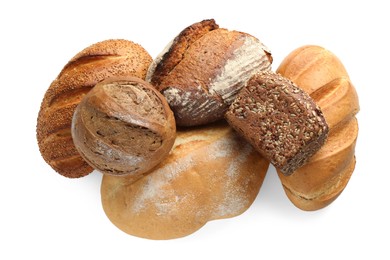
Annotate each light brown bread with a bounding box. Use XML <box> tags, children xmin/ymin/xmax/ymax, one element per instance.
<box><xmin>276</xmin><ymin>45</ymin><xmax>359</xmax><ymax>211</ymax></box>
<box><xmin>37</xmin><ymin>39</ymin><xmax>152</xmax><ymax>178</ymax></box>
<box><xmin>101</xmin><ymin>122</ymin><xmax>269</xmax><ymax>240</ymax></box>
<box><xmin>146</xmin><ymin>19</ymin><xmax>272</xmax><ymax>126</ymax></box>
<box><xmin>276</xmin><ymin>45</ymin><xmax>349</xmax><ymax>94</ymax></box>
<box><xmin>71</xmin><ymin>77</ymin><xmax>176</xmax><ymax>182</ymax></box>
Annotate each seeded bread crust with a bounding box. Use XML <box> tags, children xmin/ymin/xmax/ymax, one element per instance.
<box><xmin>225</xmin><ymin>71</ymin><xmax>329</xmax><ymax>175</ymax></box>
<box><xmin>36</xmin><ymin>39</ymin><xmax>152</xmax><ymax>178</ymax></box>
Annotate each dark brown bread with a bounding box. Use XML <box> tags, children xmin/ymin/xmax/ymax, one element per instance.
<box><xmin>71</xmin><ymin>77</ymin><xmax>176</xmax><ymax>182</ymax></box>
<box><xmin>146</xmin><ymin>19</ymin><xmax>272</xmax><ymax>126</ymax></box>
<box><xmin>37</xmin><ymin>39</ymin><xmax>152</xmax><ymax>178</ymax></box>
<box><xmin>225</xmin><ymin>71</ymin><xmax>329</xmax><ymax>175</ymax></box>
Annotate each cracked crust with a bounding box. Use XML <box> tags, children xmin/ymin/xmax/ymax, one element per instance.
<box><xmin>146</xmin><ymin>19</ymin><xmax>272</xmax><ymax>126</ymax></box>
<box><xmin>147</xmin><ymin>19</ymin><xmax>219</xmax><ymax>87</ymax></box>
<box><xmin>71</xmin><ymin>76</ymin><xmax>176</xmax><ymax>181</ymax></box>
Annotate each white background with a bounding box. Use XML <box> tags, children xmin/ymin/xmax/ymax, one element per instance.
<box><xmin>1</xmin><ymin>0</ymin><xmax>388</xmax><ymax>259</ymax></box>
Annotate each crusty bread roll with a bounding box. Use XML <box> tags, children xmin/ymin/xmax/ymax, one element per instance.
<box><xmin>146</xmin><ymin>19</ymin><xmax>272</xmax><ymax>127</ymax></box>
<box><xmin>101</xmin><ymin>122</ymin><xmax>269</xmax><ymax>239</ymax></box>
<box><xmin>71</xmin><ymin>77</ymin><xmax>176</xmax><ymax>181</ymax></box>
<box><xmin>36</xmin><ymin>39</ymin><xmax>152</xmax><ymax>178</ymax></box>
<box><xmin>276</xmin><ymin>45</ymin><xmax>359</xmax><ymax>211</ymax></box>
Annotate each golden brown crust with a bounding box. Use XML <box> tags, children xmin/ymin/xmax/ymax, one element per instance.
<box><xmin>278</xmin><ymin>118</ymin><xmax>358</xmax><ymax>209</ymax></box>
<box><xmin>276</xmin><ymin>45</ymin><xmax>359</xmax><ymax>210</ymax></box>
<box><xmin>37</xmin><ymin>39</ymin><xmax>152</xmax><ymax>178</ymax></box>
<box><xmin>277</xmin><ymin>45</ymin><xmax>349</xmax><ymax>94</ymax></box>
<box><xmin>101</xmin><ymin>122</ymin><xmax>269</xmax><ymax>239</ymax></box>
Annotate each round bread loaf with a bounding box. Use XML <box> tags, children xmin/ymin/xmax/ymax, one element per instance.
<box><xmin>71</xmin><ymin>77</ymin><xmax>176</xmax><ymax>181</ymax></box>
<box><xmin>36</xmin><ymin>39</ymin><xmax>152</xmax><ymax>178</ymax></box>
<box><xmin>101</xmin><ymin>122</ymin><xmax>269</xmax><ymax>240</ymax></box>
<box><xmin>276</xmin><ymin>45</ymin><xmax>359</xmax><ymax>211</ymax></box>
<box><xmin>146</xmin><ymin>19</ymin><xmax>272</xmax><ymax>126</ymax></box>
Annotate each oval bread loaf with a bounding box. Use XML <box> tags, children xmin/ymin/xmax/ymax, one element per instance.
<box><xmin>36</xmin><ymin>39</ymin><xmax>152</xmax><ymax>178</ymax></box>
<box><xmin>276</xmin><ymin>45</ymin><xmax>359</xmax><ymax>211</ymax></box>
<box><xmin>101</xmin><ymin>122</ymin><xmax>269</xmax><ymax>240</ymax></box>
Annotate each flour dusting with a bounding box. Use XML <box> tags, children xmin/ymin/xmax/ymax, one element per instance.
<box><xmin>209</xmin><ymin>36</ymin><xmax>272</xmax><ymax>105</ymax></box>
<box><xmin>214</xmin><ymin>141</ymin><xmax>255</xmax><ymax>217</ymax></box>
<box><xmin>130</xmin><ymin>127</ymin><xmax>260</xmax><ymax>220</ymax></box>
<box><xmin>131</xmin><ymin>154</ymin><xmax>193</xmax><ymax>214</ymax></box>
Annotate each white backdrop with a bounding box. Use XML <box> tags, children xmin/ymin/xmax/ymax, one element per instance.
<box><xmin>1</xmin><ymin>0</ymin><xmax>388</xmax><ymax>259</ymax></box>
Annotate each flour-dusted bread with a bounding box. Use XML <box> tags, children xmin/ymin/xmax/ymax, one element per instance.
<box><xmin>71</xmin><ymin>77</ymin><xmax>176</xmax><ymax>182</ymax></box>
<box><xmin>37</xmin><ymin>39</ymin><xmax>152</xmax><ymax>178</ymax></box>
<box><xmin>101</xmin><ymin>122</ymin><xmax>269</xmax><ymax>239</ymax></box>
<box><xmin>146</xmin><ymin>19</ymin><xmax>272</xmax><ymax>126</ymax></box>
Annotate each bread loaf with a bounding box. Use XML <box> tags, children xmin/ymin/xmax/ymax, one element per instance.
<box><xmin>146</xmin><ymin>19</ymin><xmax>272</xmax><ymax>126</ymax></box>
<box><xmin>71</xmin><ymin>77</ymin><xmax>176</xmax><ymax>181</ymax></box>
<box><xmin>101</xmin><ymin>122</ymin><xmax>269</xmax><ymax>239</ymax></box>
<box><xmin>226</xmin><ymin>71</ymin><xmax>329</xmax><ymax>176</ymax></box>
<box><xmin>36</xmin><ymin>39</ymin><xmax>152</xmax><ymax>178</ymax></box>
<box><xmin>276</xmin><ymin>45</ymin><xmax>359</xmax><ymax>210</ymax></box>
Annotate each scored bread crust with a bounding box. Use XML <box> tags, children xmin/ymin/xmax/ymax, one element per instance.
<box><xmin>276</xmin><ymin>45</ymin><xmax>359</xmax><ymax>211</ymax></box>
<box><xmin>101</xmin><ymin>122</ymin><xmax>269</xmax><ymax>240</ymax></box>
<box><xmin>146</xmin><ymin>19</ymin><xmax>219</xmax><ymax>87</ymax></box>
<box><xmin>71</xmin><ymin>76</ymin><xmax>176</xmax><ymax>181</ymax></box>
<box><xmin>36</xmin><ymin>39</ymin><xmax>152</xmax><ymax>178</ymax></box>
<box><xmin>146</xmin><ymin>19</ymin><xmax>272</xmax><ymax>127</ymax></box>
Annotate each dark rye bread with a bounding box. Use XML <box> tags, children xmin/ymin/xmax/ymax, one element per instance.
<box><xmin>146</xmin><ymin>19</ymin><xmax>272</xmax><ymax>127</ymax></box>
<box><xmin>36</xmin><ymin>39</ymin><xmax>152</xmax><ymax>178</ymax></box>
<box><xmin>71</xmin><ymin>77</ymin><xmax>176</xmax><ymax>182</ymax></box>
<box><xmin>225</xmin><ymin>71</ymin><xmax>329</xmax><ymax>175</ymax></box>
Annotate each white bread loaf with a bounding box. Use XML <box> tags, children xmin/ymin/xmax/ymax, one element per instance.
<box><xmin>276</xmin><ymin>45</ymin><xmax>359</xmax><ymax>210</ymax></box>
<box><xmin>101</xmin><ymin>122</ymin><xmax>269</xmax><ymax>239</ymax></box>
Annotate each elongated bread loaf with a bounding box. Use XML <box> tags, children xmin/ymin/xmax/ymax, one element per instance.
<box><xmin>276</xmin><ymin>45</ymin><xmax>359</xmax><ymax>210</ymax></box>
<box><xmin>37</xmin><ymin>39</ymin><xmax>152</xmax><ymax>178</ymax></box>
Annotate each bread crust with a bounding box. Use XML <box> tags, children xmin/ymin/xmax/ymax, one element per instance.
<box><xmin>147</xmin><ymin>19</ymin><xmax>219</xmax><ymax>87</ymax></box>
<box><xmin>276</xmin><ymin>45</ymin><xmax>359</xmax><ymax>210</ymax></box>
<box><xmin>71</xmin><ymin>76</ymin><xmax>176</xmax><ymax>181</ymax></box>
<box><xmin>101</xmin><ymin>122</ymin><xmax>269</xmax><ymax>239</ymax></box>
<box><xmin>146</xmin><ymin>19</ymin><xmax>272</xmax><ymax>126</ymax></box>
<box><xmin>37</xmin><ymin>39</ymin><xmax>152</xmax><ymax>178</ymax></box>
<box><xmin>226</xmin><ymin>71</ymin><xmax>329</xmax><ymax>175</ymax></box>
